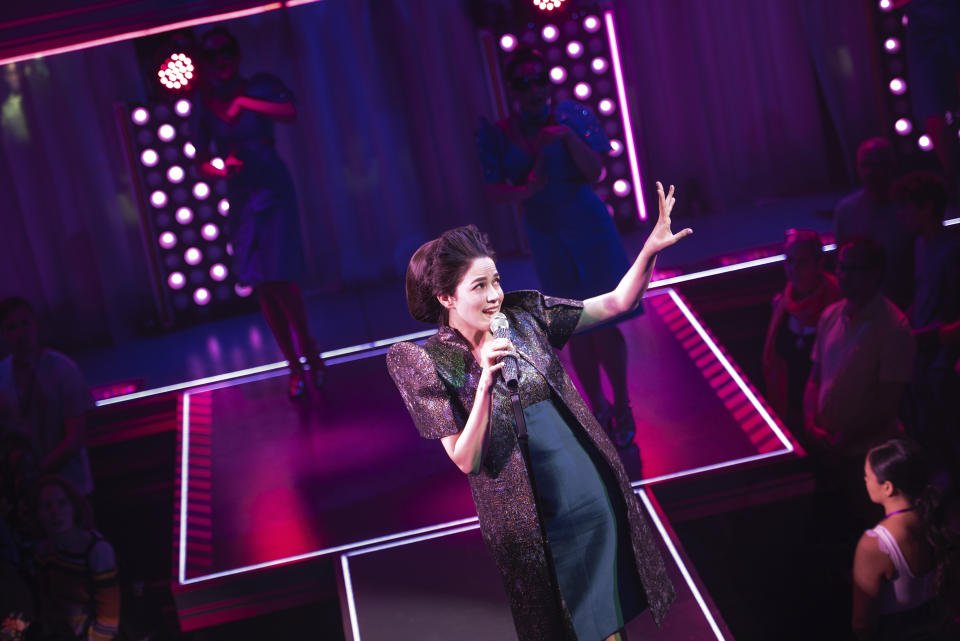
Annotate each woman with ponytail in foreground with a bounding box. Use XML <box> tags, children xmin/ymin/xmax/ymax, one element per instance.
<box><xmin>852</xmin><ymin>438</ymin><xmax>959</xmax><ymax>640</ymax></box>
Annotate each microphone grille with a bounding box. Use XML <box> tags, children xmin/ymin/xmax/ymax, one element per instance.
<box><xmin>489</xmin><ymin>311</ymin><xmax>508</xmax><ymax>332</ymax></box>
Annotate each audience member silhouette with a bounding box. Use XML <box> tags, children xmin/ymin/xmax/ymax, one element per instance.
<box><xmin>892</xmin><ymin>171</ymin><xmax>960</xmax><ymax>470</ymax></box>
<box><xmin>834</xmin><ymin>138</ymin><xmax>914</xmax><ymax>310</ymax></box>
<box><xmin>762</xmin><ymin>229</ymin><xmax>840</xmax><ymax>431</ymax></box>
<box><xmin>0</xmin><ymin>298</ymin><xmax>94</xmax><ymax>497</ymax></box>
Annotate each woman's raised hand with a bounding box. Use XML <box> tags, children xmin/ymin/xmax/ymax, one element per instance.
<box><xmin>645</xmin><ymin>182</ymin><xmax>693</xmax><ymax>255</ymax></box>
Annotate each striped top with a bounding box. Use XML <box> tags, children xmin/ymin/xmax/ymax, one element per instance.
<box><xmin>35</xmin><ymin>531</ymin><xmax>120</xmax><ymax>641</ymax></box>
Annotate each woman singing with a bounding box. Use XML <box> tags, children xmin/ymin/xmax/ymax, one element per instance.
<box><xmin>387</xmin><ymin>183</ymin><xmax>691</xmax><ymax>641</ymax></box>
<box><xmin>193</xmin><ymin>28</ymin><xmax>324</xmax><ymax>399</ymax></box>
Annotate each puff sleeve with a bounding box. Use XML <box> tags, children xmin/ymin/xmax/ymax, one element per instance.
<box><xmin>508</xmin><ymin>290</ymin><xmax>584</xmax><ymax>350</ymax></box>
<box><xmin>387</xmin><ymin>341</ymin><xmax>464</xmax><ymax>439</ymax></box>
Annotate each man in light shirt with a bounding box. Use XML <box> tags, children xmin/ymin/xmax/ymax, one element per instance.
<box><xmin>804</xmin><ymin>239</ymin><xmax>916</xmax><ymax>459</ymax></box>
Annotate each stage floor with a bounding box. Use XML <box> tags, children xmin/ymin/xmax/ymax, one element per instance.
<box><xmin>176</xmin><ymin>287</ymin><xmax>794</xmax><ymax>584</ymax></box>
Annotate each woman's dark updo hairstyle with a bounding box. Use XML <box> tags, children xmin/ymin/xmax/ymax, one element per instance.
<box><xmin>504</xmin><ymin>47</ymin><xmax>546</xmax><ymax>82</ymax></box>
<box><xmin>405</xmin><ymin>225</ymin><xmax>496</xmax><ymax>325</ymax></box>
<box><xmin>868</xmin><ymin>438</ymin><xmax>958</xmax><ymax>590</ymax></box>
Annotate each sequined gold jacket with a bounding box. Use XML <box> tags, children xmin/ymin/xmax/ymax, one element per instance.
<box><xmin>387</xmin><ymin>291</ymin><xmax>675</xmax><ymax>641</ymax></box>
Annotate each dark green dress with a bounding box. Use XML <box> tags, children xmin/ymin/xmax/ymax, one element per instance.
<box><xmin>511</xmin><ymin>354</ymin><xmax>644</xmax><ymax>641</ymax></box>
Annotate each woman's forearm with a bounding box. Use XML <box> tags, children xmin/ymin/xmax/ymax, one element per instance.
<box><xmin>239</xmin><ymin>96</ymin><xmax>297</xmax><ymax>122</ymax></box>
<box><xmin>450</xmin><ymin>372</ymin><xmax>496</xmax><ymax>474</ymax></box>
<box><xmin>580</xmin><ymin>246</ymin><xmax>656</xmax><ymax>328</ymax></box>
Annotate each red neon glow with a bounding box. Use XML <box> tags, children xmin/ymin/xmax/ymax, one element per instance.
<box><xmin>159</xmin><ymin>53</ymin><xmax>194</xmax><ymax>91</ymax></box>
<box><xmin>534</xmin><ymin>0</ymin><xmax>566</xmax><ymax>11</ymax></box>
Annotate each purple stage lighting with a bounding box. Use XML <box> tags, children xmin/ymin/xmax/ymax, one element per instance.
<box><xmin>583</xmin><ymin>15</ymin><xmax>600</xmax><ymax>33</ymax></box>
<box><xmin>150</xmin><ymin>190</ymin><xmax>168</xmax><ymax>207</ymax></box>
<box><xmin>499</xmin><ymin>34</ymin><xmax>517</xmax><ymax>51</ymax></box>
<box><xmin>889</xmin><ymin>78</ymin><xmax>906</xmax><ymax>95</ymax></box>
<box><xmin>598</xmin><ymin>98</ymin><xmax>614</xmax><ymax>115</ymax></box>
<box><xmin>549</xmin><ymin>66</ymin><xmax>567</xmax><ymax>83</ymax></box>
<box><xmin>542</xmin><ymin>25</ymin><xmax>559</xmax><ymax>42</ymax></box>
<box><xmin>141</xmin><ymin>149</ymin><xmax>159</xmax><ymax>167</ymax></box>
<box><xmin>609</xmin><ymin>139</ymin><xmax>623</xmax><ymax>157</ymax></box>
<box><xmin>234</xmin><ymin>283</ymin><xmax>253</xmax><ymax>297</ymax></box>
<box><xmin>167</xmin><ymin>165</ymin><xmax>185</xmax><ymax>183</ymax></box>
<box><xmin>894</xmin><ymin>118</ymin><xmax>912</xmax><ymax>135</ymax></box>
<box><xmin>193</xmin><ymin>287</ymin><xmax>211</xmax><ymax>306</ymax></box>
<box><xmin>176</xmin><ymin>207</ymin><xmax>194</xmax><ymax>224</ymax></box>
<box><xmin>175</xmin><ymin>99</ymin><xmax>192</xmax><ymax>117</ymax></box>
<box><xmin>193</xmin><ymin>182</ymin><xmax>210</xmax><ymax>200</ymax></box>
<box><xmin>879</xmin><ymin>0</ymin><xmax>892</xmax><ymax>10</ymax></box>
<box><xmin>185</xmin><ymin>247</ymin><xmax>202</xmax><ymax>265</ymax></box>
<box><xmin>574</xmin><ymin>82</ymin><xmax>591</xmax><ymax>99</ymax></box>
<box><xmin>158</xmin><ymin>123</ymin><xmax>176</xmax><ymax>142</ymax></box>
<box><xmin>884</xmin><ymin>37</ymin><xmax>900</xmax><ymax>53</ymax></box>
<box><xmin>183</xmin><ymin>142</ymin><xmax>196</xmax><ymax>159</ymax></box>
<box><xmin>168</xmin><ymin>272</ymin><xmax>186</xmax><ymax>289</ymax></box>
<box><xmin>201</xmin><ymin>223</ymin><xmax>219</xmax><ymax>241</ymax></box>
<box><xmin>566</xmin><ymin>41</ymin><xmax>583</xmax><ymax>58</ymax></box>
<box><xmin>210</xmin><ymin>264</ymin><xmax>228</xmax><ymax>281</ymax></box>
<box><xmin>159</xmin><ymin>231</ymin><xmax>177</xmax><ymax>249</ymax></box>
<box><xmin>218</xmin><ymin>199</ymin><xmax>230</xmax><ymax>216</ymax></box>
<box><xmin>132</xmin><ymin>107</ymin><xmax>149</xmax><ymax>125</ymax></box>
<box><xmin>918</xmin><ymin>135</ymin><xmax>933</xmax><ymax>151</ymax></box>
<box><xmin>591</xmin><ymin>57</ymin><xmax>607</xmax><ymax>74</ymax></box>
<box><xmin>613</xmin><ymin>179</ymin><xmax>631</xmax><ymax>196</ymax></box>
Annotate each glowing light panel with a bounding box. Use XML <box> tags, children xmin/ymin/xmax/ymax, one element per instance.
<box><xmin>159</xmin><ymin>231</ymin><xmax>177</xmax><ymax>249</ymax></box>
<box><xmin>918</xmin><ymin>135</ymin><xmax>933</xmax><ymax>151</ymax></box>
<box><xmin>210</xmin><ymin>264</ymin><xmax>228</xmax><ymax>281</ymax></box>
<box><xmin>542</xmin><ymin>25</ymin><xmax>559</xmax><ymax>42</ymax></box>
<box><xmin>150</xmin><ymin>190</ymin><xmax>168</xmax><ymax>207</ymax></box>
<box><xmin>141</xmin><ymin>149</ymin><xmax>159</xmax><ymax>167</ymax></box>
<box><xmin>193</xmin><ymin>287</ymin><xmax>211</xmax><ymax>305</ymax></box>
<box><xmin>132</xmin><ymin>107</ymin><xmax>149</xmax><ymax>125</ymax></box>
<box><xmin>168</xmin><ymin>272</ymin><xmax>185</xmax><ymax>289</ymax></box>
<box><xmin>175</xmin><ymin>207</ymin><xmax>193</xmax><ymax>224</ymax></box>
<box><xmin>604</xmin><ymin>11</ymin><xmax>647</xmax><ymax>219</ymax></box>
<box><xmin>499</xmin><ymin>34</ymin><xmax>517</xmax><ymax>51</ymax></box>
<box><xmin>158</xmin><ymin>123</ymin><xmax>176</xmax><ymax>142</ymax></box>
<box><xmin>167</xmin><ymin>165</ymin><xmax>185</xmax><ymax>183</ymax></box>
<box><xmin>193</xmin><ymin>182</ymin><xmax>210</xmax><ymax>199</ymax></box>
<box><xmin>549</xmin><ymin>66</ymin><xmax>567</xmax><ymax>83</ymax></box>
<box><xmin>574</xmin><ymin>82</ymin><xmax>591</xmax><ymax>99</ymax></box>
<box><xmin>201</xmin><ymin>223</ymin><xmax>219</xmax><ymax>241</ymax></box>
<box><xmin>175</xmin><ymin>99</ymin><xmax>192</xmax><ymax>116</ymax></box>
<box><xmin>894</xmin><ymin>118</ymin><xmax>912</xmax><ymax>135</ymax></box>
<box><xmin>566</xmin><ymin>41</ymin><xmax>583</xmax><ymax>58</ymax></box>
<box><xmin>184</xmin><ymin>247</ymin><xmax>202</xmax><ymax>265</ymax></box>
<box><xmin>889</xmin><ymin>78</ymin><xmax>906</xmax><ymax>95</ymax></box>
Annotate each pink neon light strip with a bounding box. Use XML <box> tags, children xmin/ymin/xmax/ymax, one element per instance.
<box><xmin>0</xmin><ymin>3</ymin><xmax>284</xmax><ymax>67</ymax></box>
<box><xmin>604</xmin><ymin>10</ymin><xmax>647</xmax><ymax>221</ymax></box>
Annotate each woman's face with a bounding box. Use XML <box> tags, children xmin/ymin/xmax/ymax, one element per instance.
<box><xmin>441</xmin><ymin>257</ymin><xmax>503</xmax><ymax>336</ymax></box>
<box><xmin>863</xmin><ymin>459</ymin><xmax>888</xmax><ymax>505</ymax></box>
<box><xmin>202</xmin><ymin>33</ymin><xmax>239</xmax><ymax>83</ymax></box>
<box><xmin>783</xmin><ymin>241</ymin><xmax>822</xmax><ymax>293</ymax></box>
<box><xmin>37</xmin><ymin>484</ymin><xmax>74</xmax><ymax>535</ymax></box>
<box><xmin>509</xmin><ymin>60</ymin><xmax>550</xmax><ymax>115</ymax></box>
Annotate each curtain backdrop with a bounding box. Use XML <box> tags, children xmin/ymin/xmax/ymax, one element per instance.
<box><xmin>0</xmin><ymin>0</ymin><xmax>885</xmax><ymax>348</ymax></box>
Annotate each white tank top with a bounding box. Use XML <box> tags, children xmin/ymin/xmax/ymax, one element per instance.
<box><xmin>865</xmin><ymin>524</ymin><xmax>937</xmax><ymax>614</ymax></box>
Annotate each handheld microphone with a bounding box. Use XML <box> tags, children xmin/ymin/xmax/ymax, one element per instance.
<box><xmin>490</xmin><ymin>312</ymin><xmax>519</xmax><ymax>390</ymax></box>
